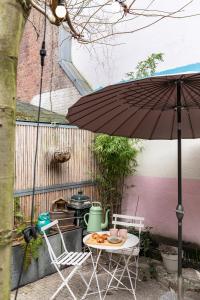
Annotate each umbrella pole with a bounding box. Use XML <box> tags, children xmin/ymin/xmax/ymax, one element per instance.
<box><xmin>176</xmin><ymin>80</ymin><xmax>184</xmax><ymax>300</ymax></box>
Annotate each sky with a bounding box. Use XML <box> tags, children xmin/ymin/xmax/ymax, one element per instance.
<box><xmin>71</xmin><ymin>0</ymin><xmax>200</xmax><ymax>89</ymax></box>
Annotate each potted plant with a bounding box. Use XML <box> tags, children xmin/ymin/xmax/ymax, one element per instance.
<box><xmin>159</xmin><ymin>244</ymin><xmax>182</xmax><ymax>273</ymax></box>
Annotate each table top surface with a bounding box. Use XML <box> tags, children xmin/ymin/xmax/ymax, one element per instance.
<box><xmin>83</xmin><ymin>231</ymin><xmax>139</xmax><ymax>250</ymax></box>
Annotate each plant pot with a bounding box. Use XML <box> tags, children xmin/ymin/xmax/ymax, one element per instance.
<box><xmin>159</xmin><ymin>245</ymin><xmax>184</xmax><ymax>274</ymax></box>
<box><xmin>161</xmin><ymin>251</ymin><xmax>178</xmax><ymax>273</ymax></box>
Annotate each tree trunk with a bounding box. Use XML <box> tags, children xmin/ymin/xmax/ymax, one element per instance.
<box><xmin>0</xmin><ymin>1</ymin><xmax>28</xmax><ymax>299</ymax></box>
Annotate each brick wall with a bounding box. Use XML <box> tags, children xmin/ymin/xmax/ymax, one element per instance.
<box><xmin>17</xmin><ymin>8</ymin><xmax>81</xmax><ymax>115</ymax></box>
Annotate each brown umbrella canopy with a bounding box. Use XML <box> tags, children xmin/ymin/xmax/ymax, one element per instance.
<box><xmin>68</xmin><ymin>73</ymin><xmax>200</xmax><ymax>139</ymax></box>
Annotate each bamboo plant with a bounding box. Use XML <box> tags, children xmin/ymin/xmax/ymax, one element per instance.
<box><xmin>93</xmin><ymin>135</ymin><xmax>141</xmax><ymax>214</ymax></box>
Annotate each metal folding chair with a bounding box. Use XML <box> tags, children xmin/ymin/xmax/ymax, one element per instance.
<box><xmin>41</xmin><ymin>220</ymin><xmax>91</xmax><ymax>300</ymax></box>
<box><xmin>105</xmin><ymin>214</ymin><xmax>145</xmax><ymax>299</ymax></box>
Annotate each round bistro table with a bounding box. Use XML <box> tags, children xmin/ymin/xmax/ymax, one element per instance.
<box><xmin>82</xmin><ymin>231</ymin><xmax>139</xmax><ymax>300</ymax></box>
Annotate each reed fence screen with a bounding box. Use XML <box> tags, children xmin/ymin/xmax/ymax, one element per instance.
<box><xmin>14</xmin><ymin>122</ymin><xmax>97</xmax><ymax>220</ymax></box>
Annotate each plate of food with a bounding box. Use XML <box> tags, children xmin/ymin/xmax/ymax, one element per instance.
<box><xmin>107</xmin><ymin>236</ymin><xmax>123</xmax><ymax>244</ymax></box>
<box><xmin>91</xmin><ymin>233</ymin><xmax>109</xmax><ymax>243</ymax></box>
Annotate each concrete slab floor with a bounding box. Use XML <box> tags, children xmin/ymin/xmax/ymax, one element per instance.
<box><xmin>11</xmin><ymin>265</ymin><xmax>200</xmax><ymax>300</ymax></box>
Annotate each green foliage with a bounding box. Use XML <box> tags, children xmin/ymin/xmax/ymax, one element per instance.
<box><xmin>14</xmin><ymin>197</ymin><xmax>24</xmax><ymax>225</ymax></box>
<box><xmin>14</xmin><ymin>221</ymin><xmax>43</xmax><ymax>271</ymax></box>
<box><xmin>126</xmin><ymin>53</ymin><xmax>164</xmax><ymax>80</ymax></box>
<box><xmin>148</xmin><ymin>262</ymin><xmax>158</xmax><ymax>280</ymax></box>
<box><xmin>22</xmin><ymin>235</ymin><xmax>43</xmax><ymax>271</ymax></box>
<box><xmin>128</xmin><ymin>226</ymin><xmax>153</xmax><ymax>256</ymax></box>
<box><xmin>93</xmin><ymin>134</ymin><xmax>141</xmax><ymax>212</ymax></box>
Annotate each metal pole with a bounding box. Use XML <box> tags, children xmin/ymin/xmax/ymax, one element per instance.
<box><xmin>176</xmin><ymin>80</ymin><xmax>184</xmax><ymax>300</ymax></box>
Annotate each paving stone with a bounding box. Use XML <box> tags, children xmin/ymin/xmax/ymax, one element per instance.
<box><xmin>11</xmin><ymin>260</ymin><xmax>200</xmax><ymax>300</ymax></box>
<box><xmin>11</xmin><ymin>256</ymin><xmax>200</xmax><ymax>300</ymax></box>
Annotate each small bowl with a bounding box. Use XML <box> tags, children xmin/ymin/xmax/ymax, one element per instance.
<box><xmin>107</xmin><ymin>236</ymin><xmax>122</xmax><ymax>244</ymax></box>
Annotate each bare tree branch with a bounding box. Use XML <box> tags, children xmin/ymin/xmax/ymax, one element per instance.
<box><xmin>27</xmin><ymin>0</ymin><xmax>198</xmax><ymax>44</ymax></box>
<box><xmin>30</xmin><ymin>0</ymin><xmax>56</xmax><ymax>23</ymax></box>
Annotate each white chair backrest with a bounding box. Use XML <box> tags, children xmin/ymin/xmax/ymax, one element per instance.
<box><xmin>41</xmin><ymin>220</ymin><xmax>68</xmax><ymax>263</ymax></box>
<box><xmin>112</xmin><ymin>214</ymin><xmax>144</xmax><ymax>235</ymax></box>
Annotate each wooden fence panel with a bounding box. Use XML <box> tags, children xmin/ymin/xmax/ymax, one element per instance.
<box><xmin>19</xmin><ymin>185</ymin><xmax>97</xmax><ymax>220</ymax></box>
<box><xmin>14</xmin><ymin>122</ymin><xmax>97</xmax><ymax>220</ymax></box>
<box><xmin>15</xmin><ymin>123</ymin><xmax>96</xmax><ymax>190</ymax></box>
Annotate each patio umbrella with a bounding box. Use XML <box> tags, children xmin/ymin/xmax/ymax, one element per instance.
<box><xmin>67</xmin><ymin>72</ymin><xmax>200</xmax><ymax>300</ymax></box>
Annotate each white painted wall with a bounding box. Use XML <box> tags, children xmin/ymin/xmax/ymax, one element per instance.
<box><xmin>136</xmin><ymin>139</ymin><xmax>200</xmax><ymax>180</ymax></box>
<box><xmin>31</xmin><ymin>88</ymin><xmax>80</xmax><ymax>116</ymax></box>
<box><xmin>72</xmin><ymin>0</ymin><xmax>200</xmax><ymax>89</ymax></box>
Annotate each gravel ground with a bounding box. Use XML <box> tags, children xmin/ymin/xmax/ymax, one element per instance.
<box><xmin>11</xmin><ymin>263</ymin><xmax>200</xmax><ymax>300</ymax></box>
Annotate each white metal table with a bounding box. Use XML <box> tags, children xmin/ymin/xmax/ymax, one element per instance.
<box><xmin>82</xmin><ymin>231</ymin><xmax>139</xmax><ymax>300</ymax></box>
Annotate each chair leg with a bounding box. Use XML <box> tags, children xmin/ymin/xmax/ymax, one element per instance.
<box><xmin>134</xmin><ymin>256</ymin><xmax>139</xmax><ymax>291</ymax></box>
<box><xmin>103</xmin><ymin>256</ymin><xmax>123</xmax><ymax>300</ymax></box>
<box><xmin>50</xmin><ymin>276</ymin><xmax>77</xmax><ymax>300</ymax></box>
<box><xmin>106</xmin><ymin>253</ymin><xmax>113</xmax><ymax>289</ymax></box>
<box><xmin>81</xmin><ymin>250</ymin><xmax>103</xmax><ymax>300</ymax></box>
<box><xmin>126</xmin><ymin>264</ymin><xmax>136</xmax><ymax>299</ymax></box>
<box><xmin>78</xmin><ymin>269</ymin><xmax>89</xmax><ymax>288</ymax></box>
<box><xmin>114</xmin><ymin>255</ymin><xmax>137</xmax><ymax>299</ymax></box>
<box><xmin>51</xmin><ymin>264</ymin><xmax>81</xmax><ymax>300</ymax></box>
<box><xmin>115</xmin><ymin>255</ymin><xmax>131</xmax><ymax>289</ymax></box>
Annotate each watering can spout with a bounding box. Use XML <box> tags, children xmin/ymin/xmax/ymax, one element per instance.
<box><xmin>101</xmin><ymin>209</ymin><xmax>110</xmax><ymax>230</ymax></box>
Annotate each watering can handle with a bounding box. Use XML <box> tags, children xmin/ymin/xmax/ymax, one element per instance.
<box><xmin>92</xmin><ymin>202</ymin><xmax>102</xmax><ymax>206</ymax></box>
<box><xmin>84</xmin><ymin>213</ymin><xmax>89</xmax><ymax>225</ymax></box>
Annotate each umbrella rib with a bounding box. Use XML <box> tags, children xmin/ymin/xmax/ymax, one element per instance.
<box><xmin>110</xmin><ymin>85</ymin><xmax>172</xmax><ymax>135</ymax></box>
<box><xmin>71</xmin><ymin>78</ymin><xmax>170</xmax><ymax>110</ymax></box>
<box><xmin>185</xmin><ymin>80</ymin><xmax>200</xmax><ymax>87</ymax></box>
<box><xmin>126</xmin><ymin>80</ymin><xmax>167</xmax><ymax>89</ymax></box>
<box><xmin>125</xmin><ymin>85</ymin><xmax>167</xmax><ymax>106</ymax></box>
<box><xmin>82</xmin><ymin>104</ymin><xmax>132</xmax><ymax>129</ymax></box>
<box><xmin>128</xmin><ymin>85</ymin><xmax>173</xmax><ymax>138</ymax></box>
<box><xmin>93</xmin><ymin>85</ymin><xmax>167</xmax><ymax>133</ymax></box>
<box><xmin>182</xmin><ymin>73</ymin><xmax>200</xmax><ymax>80</ymax></box>
<box><xmin>91</xmin><ymin>89</ymin><xmax>166</xmax><ymax>133</ymax></box>
<box><xmin>149</xmin><ymin>85</ymin><xmax>177</xmax><ymax>139</ymax></box>
<box><xmin>69</xmin><ymin>92</ymin><xmax>126</xmax><ymax>112</ymax></box>
<box><xmin>183</xmin><ymin>83</ymin><xmax>200</xmax><ymax>108</ymax></box>
<box><xmin>181</xmin><ymin>87</ymin><xmax>195</xmax><ymax>138</ymax></box>
<box><xmin>186</xmin><ymin>81</ymin><xmax>200</xmax><ymax>91</ymax></box>
<box><xmin>70</xmin><ymin>84</ymin><xmax>165</xmax><ymax>124</ymax></box>
<box><xmin>82</xmin><ymin>80</ymin><xmax>141</xmax><ymax>100</ymax></box>
<box><xmin>70</xmin><ymin>82</ymin><xmax>135</xmax><ymax>108</ymax></box>
<box><xmin>69</xmin><ymin>97</ymin><xmax>123</xmax><ymax>120</ymax></box>
<box><xmin>70</xmin><ymin>81</ymin><xmax>163</xmax><ymax>112</ymax></box>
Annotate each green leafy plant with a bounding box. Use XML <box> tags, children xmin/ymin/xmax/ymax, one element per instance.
<box><xmin>148</xmin><ymin>261</ymin><xmax>158</xmax><ymax>280</ymax></box>
<box><xmin>126</xmin><ymin>53</ymin><xmax>164</xmax><ymax>80</ymax></box>
<box><xmin>128</xmin><ymin>226</ymin><xmax>153</xmax><ymax>256</ymax></box>
<box><xmin>159</xmin><ymin>244</ymin><xmax>178</xmax><ymax>255</ymax></box>
<box><xmin>93</xmin><ymin>135</ymin><xmax>141</xmax><ymax>213</ymax></box>
<box><xmin>22</xmin><ymin>235</ymin><xmax>43</xmax><ymax>271</ymax></box>
<box><xmin>14</xmin><ymin>197</ymin><xmax>24</xmax><ymax>225</ymax></box>
<box><xmin>14</xmin><ymin>222</ymin><xmax>43</xmax><ymax>271</ymax></box>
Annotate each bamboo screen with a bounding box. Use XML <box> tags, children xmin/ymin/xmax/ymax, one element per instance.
<box><xmin>14</xmin><ymin>122</ymin><xmax>97</xmax><ymax>219</ymax></box>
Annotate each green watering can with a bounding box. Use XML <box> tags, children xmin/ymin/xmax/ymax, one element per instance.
<box><xmin>84</xmin><ymin>202</ymin><xmax>110</xmax><ymax>233</ymax></box>
<box><xmin>36</xmin><ymin>212</ymin><xmax>51</xmax><ymax>234</ymax></box>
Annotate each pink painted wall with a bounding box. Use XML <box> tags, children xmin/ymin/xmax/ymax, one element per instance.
<box><xmin>122</xmin><ymin>175</ymin><xmax>200</xmax><ymax>245</ymax></box>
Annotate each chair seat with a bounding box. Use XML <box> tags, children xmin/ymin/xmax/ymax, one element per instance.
<box><xmin>106</xmin><ymin>247</ymin><xmax>140</xmax><ymax>256</ymax></box>
<box><xmin>55</xmin><ymin>251</ymin><xmax>91</xmax><ymax>266</ymax></box>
